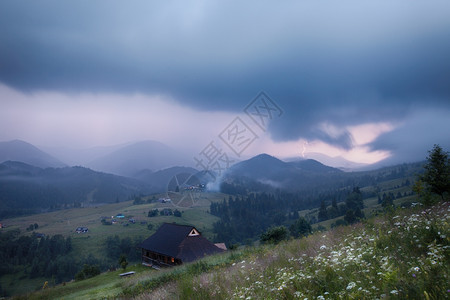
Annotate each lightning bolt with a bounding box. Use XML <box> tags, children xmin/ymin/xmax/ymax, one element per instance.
<box><xmin>302</xmin><ymin>141</ymin><xmax>308</xmax><ymax>158</ymax></box>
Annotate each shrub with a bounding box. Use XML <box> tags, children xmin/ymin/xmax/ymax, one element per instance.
<box><xmin>260</xmin><ymin>226</ymin><xmax>288</xmax><ymax>244</ymax></box>
<box><xmin>75</xmin><ymin>264</ymin><xmax>100</xmax><ymax>281</ymax></box>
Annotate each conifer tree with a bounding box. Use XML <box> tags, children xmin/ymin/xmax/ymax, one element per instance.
<box><xmin>421</xmin><ymin>144</ymin><xmax>450</xmax><ymax>200</ymax></box>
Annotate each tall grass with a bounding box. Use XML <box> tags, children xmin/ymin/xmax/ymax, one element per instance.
<box><xmin>16</xmin><ymin>201</ymin><xmax>449</xmax><ymax>299</ymax></box>
<box><xmin>138</xmin><ymin>201</ymin><xmax>449</xmax><ymax>299</ymax></box>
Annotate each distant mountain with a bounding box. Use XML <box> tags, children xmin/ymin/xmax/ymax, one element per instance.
<box><xmin>223</xmin><ymin>153</ymin><xmax>343</xmax><ymax>192</ymax></box>
<box><xmin>228</xmin><ymin>154</ymin><xmax>293</xmax><ymax>178</ymax></box>
<box><xmin>134</xmin><ymin>166</ymin><xmax>199</xmax><ymax>193</ymax></box>
<box><xmin>221</xmin><ymin>152</ymin><xmax>426</xmax><ymax>197</ymax></box>
<box><xmin>228</xmin><ymin>153</ymin><xmax>341</xmax><ymax>176</ymax></box>
<box><xmin>42</xmin><ymin>143</ymin><xmax>128</xmax><ymax>167</ymax></box>
<box><xmin>287</xmin><ymin>152</ymin><xmax>369</xmax><ymax>171</ymax></box>
<box><xmin>0</xmin><ymin>140</ymin><xmax>66</xmax><ymax>168</ymax></box>
<box><xmin>290</xmin><ymin>158</ymin><xmax>344</xmax><ymax>173</ymax></box>
<box><xmin>87</xmin><ymin>140</ymin><xmax>188</xmax><ymax>176</ymax></box>
<box><xmin>0</xmin><ymin>161</ymin><xmax>149</xmax><ymax>218</ymax></box>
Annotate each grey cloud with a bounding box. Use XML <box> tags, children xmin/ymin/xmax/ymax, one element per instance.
<box><xmin>1</xmin><ymin>1</ymin><xmax>450</xmax><ymax>152</ymax></box>
<box><xmin>369</xmin><ymin>107</ymin><xmax>450</xmax><ymax>164</ymax></box>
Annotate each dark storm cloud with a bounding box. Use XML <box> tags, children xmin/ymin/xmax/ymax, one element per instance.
<box><xmin>1</xmin><ymin>1</ymin><xmax>449</xmax><ymax>151</ymax></box>
<box><xmin>368</xmin><ymin>107</ymin><xmax>450</xmax><ymax>165</ymax></box>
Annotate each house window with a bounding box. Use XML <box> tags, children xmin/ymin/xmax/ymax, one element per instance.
<box><xmin>171</xmin><ymin>257</ymin><xmax>175</xmax><ymax>263</ymax></box>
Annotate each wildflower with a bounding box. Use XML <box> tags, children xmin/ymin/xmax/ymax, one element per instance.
<box><xmin>390</xmin><ymin>290</ymin><xmax>399</xmax><ymax>295</ymax></box>
<box><xmin>346</xmin><ymin>282</ymin><xmax>356</xmax><ymax>290</ymax></box>
<box><xmin>320</xmin><ymin>245</ymin><xmax>327</xmax><ymax>250</ymax></box>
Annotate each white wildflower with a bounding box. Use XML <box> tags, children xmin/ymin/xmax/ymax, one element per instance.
<box><xmin>390</xmin><ymin>290</ymin><xmax>399</xmax><ymax>295</ymax></box>
<box><xmin>346</xmin><ymin>282</ymin><xmax>356</xmax><ymax>290</ymax></box>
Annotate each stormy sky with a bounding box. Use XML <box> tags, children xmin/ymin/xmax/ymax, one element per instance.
<box><xmin>0</xmin><ymin>1</ymin><xmax>449</xmax><ymax>166</ymax></box>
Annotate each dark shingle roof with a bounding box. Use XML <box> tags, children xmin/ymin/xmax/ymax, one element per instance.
<box><xmin>140</xmin><ymin>223</ymin><xmax>224</xmax><ymax>263</ymax></box>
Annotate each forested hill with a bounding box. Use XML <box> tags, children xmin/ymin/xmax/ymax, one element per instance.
<box><xmin>227</xmin><ymin>154</ymin><xmax>341</xmax><ymax>178</ymax></box>
<box><xmin>213</xmin><ymin>155</ymin><xmax>425</xmax><ymax>246</ymax></box>
<box><xmin>0</xmin><ymin>161</ymin><xmax>148</xmax><ymax>218</ymax></box>
<box><xmin>221</xmin><ymin>154</ymin><xmax>423</xmax><ymax>194</ymax></box>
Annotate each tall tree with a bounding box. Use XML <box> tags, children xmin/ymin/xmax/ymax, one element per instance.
<box><xmin>421</xmin><ymin>144</ymin><xmax>450</xmax><ymax>200</ymax></box>
<box><xmin>289</xmin><ymin>217</ymin><xmax>312</xmax><ymax>238</ymax></box>
<box><xmin>346</xmin><ymin>187</ymin><xmax>364</xmax><ymax>220</ymax></box>
<box><xmin>318</xmin><ymin>200</ymin><xmax>328</xmax><ymax>222</ymax></box>
<box><xmin>119</xmin><ymin>254</ymin><xmax>128</xmax><ymax>270</ymax></box>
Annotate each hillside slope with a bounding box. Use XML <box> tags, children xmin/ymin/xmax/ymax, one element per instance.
<box><xmin>0</xmin><ymin>161</ymin><xmax>148</xmax><ymax>217</ymax></box>
<box><xmin>222</xmin><ymin>153</ymin><xmax>422</xmax><ymax>195</ymax></box>
<box><xmin>19</xmin><ymin>201</ymin><xmax>449</xmax><ymax>300</ymax></box>
<box><xmin>127</xmin><ymin>202</ymin><xmax>450</xmax><ymax>299</ymax></box>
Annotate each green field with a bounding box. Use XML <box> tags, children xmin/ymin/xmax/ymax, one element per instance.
<box><xmin>15</xmin><ymin>200</ymin><xmax>448</xmax><ymax>300</ymax></box>
<box><xmin>1</xmin><ymin>181</ymin><xmax>418</xmax><ymax>297</ymax></box>
<box><xmin>12</xmin><ymin>263</ymin><xmax>156</xmax><ymax>300</ymax></box>
<box><xmin>3</xmin><ymin>192</ymin><xmax>226</xmax><ymax>235</ymax></box>
<box><xmin>0</xmin><ymin>192</ymin><xmax>228</xmax><ymax>296</ymax></box>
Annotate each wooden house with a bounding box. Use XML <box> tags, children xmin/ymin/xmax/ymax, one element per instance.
<box><xmin>140</xmin><ymin>223</ymin><xmax>225</xmax><ymax>267</ymax></box>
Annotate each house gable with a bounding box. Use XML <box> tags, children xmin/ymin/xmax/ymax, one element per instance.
<box><xmin>140</xmin><ymin>223</ymin><xmax>224</xmax><ymax>266</ymax></box>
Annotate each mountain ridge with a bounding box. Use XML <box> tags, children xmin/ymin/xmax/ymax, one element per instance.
<box><xmin>86</xmin><ymin>140</ymin><xmax>188</xmax><ymax>176</ymax></box>
<box><xmin>0</xmin><ymin>140</ymin><xmax>66</xmax><ymax>168</ymax></box>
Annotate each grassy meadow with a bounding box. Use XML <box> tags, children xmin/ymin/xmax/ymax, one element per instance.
<box><xmin>2</xmin><ymin>192</ymin><xmax>225</xmax><ymax>244</ymax></box>
<box><xmin>16</xmin><ymin>200</ymin><xmax>449</xmax><ymax>299</ymax></box>
<box><xmin>0</xmin><ymin>175</ymin><xmax>423</xmax><ymax>298</ymax></box>
<box><xmin>132</xmin><ymin>201</ymin><xmax>450</xmax><ymax>299</ymax></box>
<box><xmin>0</xmin><ymin>192</ymin><xmax>226</xmax><ymax>296</ymax></box>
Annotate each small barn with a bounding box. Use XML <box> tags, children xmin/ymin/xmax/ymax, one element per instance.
<box><xmin>140</xmin><ymin>223</ymin><xmax>225</xmax><ymax>267</ymax></box>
